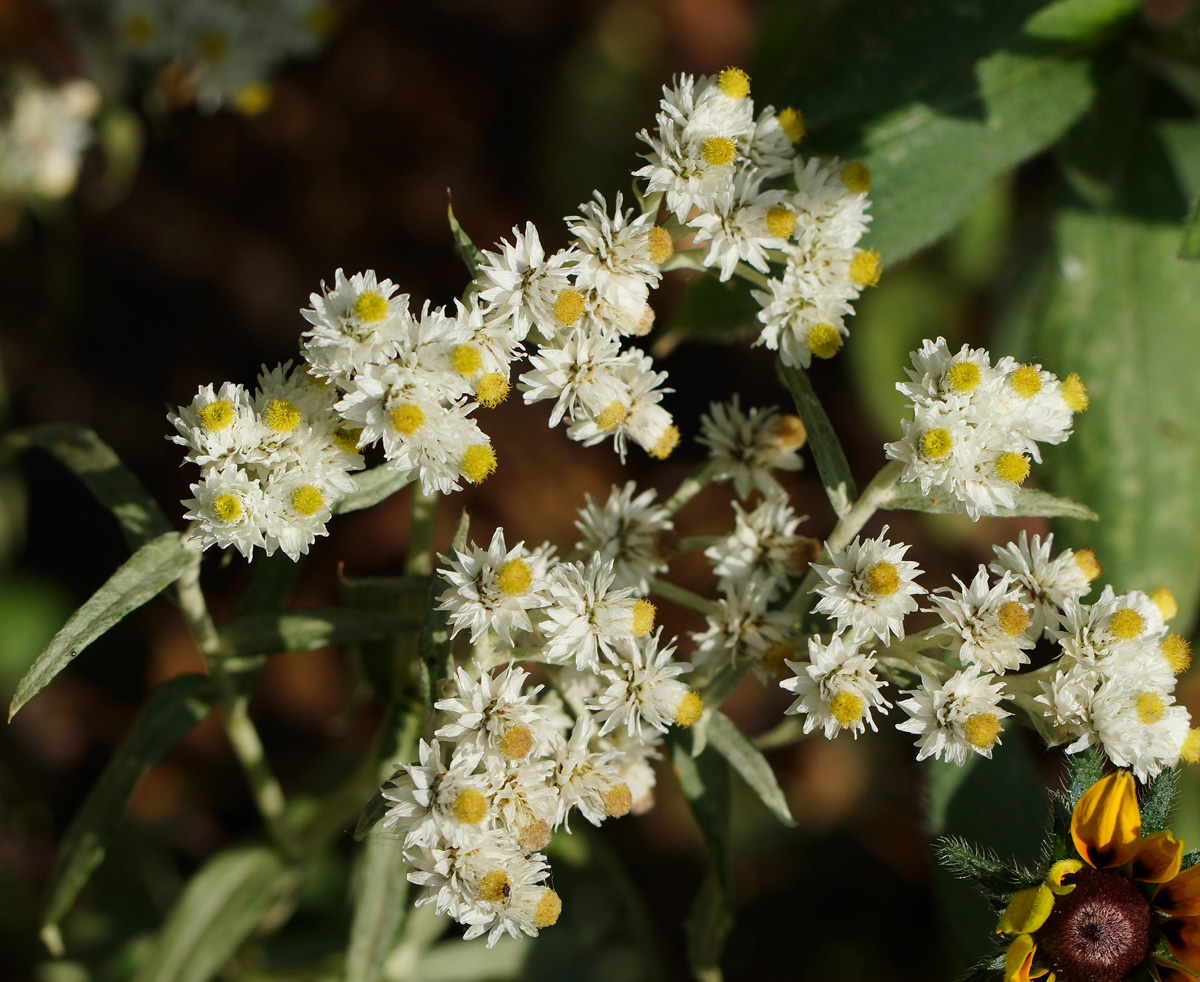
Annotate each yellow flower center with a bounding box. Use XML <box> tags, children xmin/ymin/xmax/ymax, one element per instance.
<box><xmin>946</xmin><ymin>361</ymin><xmax>981</xmax><ymax>394</ymax></box>
<box><xmin>1149</xmin><ymin>587</ymin><xmax>1178</xmax><ymax>620</ymax></box>
<box><xmin>762</xmin><ymin>641</ymin><xmax>794</xmax><ymax>677</ymax></box>
<box><xmin>702</xmin><ymin>136</ymin><xmax>737</xmax><ymax>167</ymax></box>
<box><xmin>849</xmin><ymin>248</ymin><xmax>881</xmax><ymax>287</ymax></box>
<box><xmin>806</xmin><ymin>322</ymin><xmax>842</xmax><ymax>359</ymax></box>
<box><xmin>603</xmin><ymin>784</ymin><xmax>632</xmax><ymax>818</ymax></box>
<box><xmin>1009</xmin><ymin>365</ymin><xmax>1042</xmax><ymax>399</ymax></box>
<box><xmin>1182</xmin><ymin>728</ymin><xmax>1200</xmax><ymax>765</ymax></box>
<box><xmin>1136</xmin><ymin>691</ymin><xmax>1166</xmax><ymax>725</ymax></box>
<box><xmin>263</xmin><ymin>398</ymin><xmax>301</xmax><ymax>433</ymax></box>
<box><xmin>770</xmin><ymin>414</ymin><xmax>807</xmax><ymax>449</ymax></box>
<box><xmin>520</xmin><ymin>819</ymin><xmax>552</xmax><ymax>853</ymax></box>
<box><xmin>451</xmin><ymin>344</ymin><xmax>483</xmax><ymax>377</ymax></box>
<box><xmin>596</xmin><ymin>402</ymin><xmax>628</xmax><ymax>431</ymax></box>
<box><xmin>234</xmin><ymin>84</ymin><xmax>272</xmax><ymax>117</ymax></box>
<box><xmin>1108</xmin><ymin>608</ymin><xmax>1144</xmax><ymax>641</ymax></box>
<box><xmin>334</xmin><ymin>427</ymin><xmax>360</xmax><ymax>454</ymax></box>
<box><xmin>1062</xmin><ymin>373</ymin><xmax>1089</xmax><ymax>412</ymax></box>
<box><xmin>964</xmin><ymin>713</ymin><xmax>1002</xmax><ymax>750</ymax></box>
<box><xmin>212</xmin><ymin>493</ymin><xmax>242</xmax><ymax>523</ymax></box>
<box><xmin>451</xmin><ymin>788</ymin><xmax>487</xmax><ymax>824</ymax></box>
<box><xmin>461</xmin><ymin>444</ymin><xmax>497</xmax><ymax>483</ymax></box>
<box><xmin>650</xmin><ymin>425</ymin><xmax>680</xmax><ymax>460</ymax></box>
<box><xmin>766</xmin><ymin>204</ymin><xmax>796</xmax><ymax>240</ymax></box>
<box><xmin>198</xmin><ymin>400</ymin><xmax>235</xmax><ymax>431</ymax></box>
<box><xmin>290</xmin><ymin>485</ymin><xmax>324</xmax><ymax>516</ymax></box>
<box><xmin>829</xmin><ymin>691</ymin><xmax>864</xmax><ymax>728</ymax></box>
<box><xmin>1074</xmin><ymin>549</ymin><xmax>1101</xmax><ymax>580</ymax></box>
<box><xmin>496</xmin><ymin>558</ymin><xmax>532</xmax><ymax>596</ymax></box>
<box><xmin>554</xmin><ymin>288</ymin><xmax>585</xmax><ymax>326</ymax></box>
<box><xmin>863</xmin><ymin>560</ymin><xmax>900</xmax><ymax>598</ymax></box>
<box><xmin>389</xmin><ymin>403</ymin><xmax>424</xmax><ymax>436</ymax></box>
<box><xmin>921</xmin><ymin>428</ymin><xmax>953</xmax><ymax>460</ymax></box>
<box><xmin>675</xmin><ymin>691</ymin><xmax>704</xmax><ymax>728</ymax></box>
<box><xmin>475</xmin><ymin>372</ymin><xmax>509</xmax><ymax>408</ymax></box>
<box><xmin>647</xmin><ymin>226</ymin><xmax>674</xmax><ymax>264</ymax></box>
<box><xmin>841</xmin><ymin>162</ymin><xmax>871</xmax><ymax>194</ymax></box>
<box><xmin>499</xmin><ymin>724</ymin><xmax>533</xmax><ymax>761</ymax></box>
<box><xmin>631</xmin><ymin>599</ymin><xmax>656</xmax><ymax>637</ymax></box>
<box><xmin>997</xmin><ymin>601</ymin><xmax>1030</xmax><ymax>637</ymax></box>
<box><xmin>477</xmin><ymin>869</ymin><xmax>509</xmax><ymax>903</ymax></box>
<box><xmin>994</xmin><ymin>451</ymin><xmax>1031</xmax><ymax>485</ymax></box>
<box><xmin>1163</xmin><ymin>634</ymin><xmax>1192</xmax><ymax>674</ymax></box>
<box><xmin>535</xmin><ymin>889</ymin><xmax>562</xmax><ymax>928</ymax></box>
<box><xmin>353</xmin><ymin>290</ymin><xmax>389</xmax><ymax>323</ymax></box>
<box><xmin>778</xmin><ymin>106</ymin><xmax>805</xmax><ymax>144</ymax></box>
<box><xmin>717</xmin><ymin>67</ymin><xmax>750</xmax><ymax>99</ymax></box>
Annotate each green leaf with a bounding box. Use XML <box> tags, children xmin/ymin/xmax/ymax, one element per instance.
<box><xmin>42</xmin><ymin>674</ymin><xmax>218</xmax><ymax>931</ymax></box>
<box><xmin>704</xmin><ymin>710</ymin><xmax>795</xmax><ymax>828</ymax></box>
<box><xmin>935</xmin><ymin>836</ymin><xmax>1038</xmax><ymax>899</ymax></box>
<box><xmin>218</xmin><ymin>608</ymin><xmax>418</xmax><ymax>657</ymax></box>
<box><xmin>778</xmin><ymin>362</ymin><xmax>856</xmax><ymax>515</ymax></box>
<box><xmin>345</xmin><ymin>833</ymin><xmax>409</xmax><ymax>982</ymax></box>
<box><xmin>448</xmin><ymin>201</ymin><xmax>484</xmax><ymax>280</ymax></box>
<box><xmin>9</xmin><ymin>533</ymin><xmax>192</xmax><ymax>720</ymax></box>
<box><xmin>4</xmin><ymin>424</ymin><xmax>171</xmax><ymax>551</ymax></box>
<box><xmin>660</xmin><ymin>273</ymin><xmax>762</xmax><ymax>344</ymax></box>
<box><xmin>131</xmin><ymin>844</ymin><xmax>296</xmax><ymax>982</ymax></box>
<box><xmin>334</xmin><ymin>466</ymin><xmax>412</xmax><ymax>515</ymax></box>
<box><xmin>1181</xmin><ymin>194</ymin><xmax>1200</xmax><ymax>260</ymax></box>
<box><xmin>1023</xmin><ymin>0</ymin><xmax>1139</xmax><ymax>41</ymax></box>
<box><xmin>1141</xmin><ymin>767</ymin><xmax>1176</xmax><ymax>835</ymax></box>
<box><xmin>886</xmin><ymin>483</ymin><xmax>1098</xmax><ymax>520</ymax></box>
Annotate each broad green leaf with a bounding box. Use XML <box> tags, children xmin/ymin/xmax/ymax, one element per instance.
<box><xmin>9</xmin><ymin>533</ymin><xmax>192</xmax><ymax>720</ymax></box>
<box><xmin>778</xmin><ymin>362</ymin><xmax>856</xmax><ymax>515</ymax></box>
<box><xmin>886</xmin><ymin>484</ymin><xmax>1098</xmax><ymax>520</ymax></box>
<box><xmin>218</xmin><ymin>608</ymin><xmax>418</xmax><ymax>657</ymax></box>
<box><xmin>1180</xmin><ymin>195</ymin><xmax>1200</xmax><ymax>260</ymax></box>
<box><xmin>448</xmin><ymin>202</ymin><xmax>484</xmax><ymax>280</ymax></box>
<box><xmin>333</xmin><ymin>467</ymin><xmax>412</xmax><ymax>515</ymax></box>
<box><xmin>132</xmin><ymin>844</ymin><xmax>295</xmax><ymax>982</ymax></box>
<box><xmin>42</xmin><ymin>674</ymin><xmax>218</xmax><ymax>931</ymax></box>
<box><xmin>1023</xmin><ymin>0</ymin><xmax>1139</xmax><ymax>41</ymax></box>
<box><xmin>4</xmin><ymin>424</ymin><xmax>171</xmax><ymax>551</ymax></box>
<box><xmin>704</xmin><ymin>710</ymin><xmax>795</xmax><ymax>828</ymax></box>
<box><xmin>659</xmin><ymin>273</ymin><xmax>761</xmax><ymax>345</ymax></box>
<box><xmin>345</xmin><ymin>833</ymin><xmax>409</xmax><ymax>982</ymax></box>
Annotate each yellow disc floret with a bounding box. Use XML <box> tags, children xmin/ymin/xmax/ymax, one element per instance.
<box><xmin>964</xmin><ymin>713</ymin><xmax>1002</xmax><ymax>750</ymax></box>
<box><xmin>946</xmin><ymin>361</ymin><xmax>981</xmax><ymax>394</ymax></box>
<box><xmin>264</xmin><ymin>398</ymin><xmax>302</xmax><ymax>433</ymax></box>
<box><xmin>290</xmin><ymin>485</ymin><xmax>324</xmax><ymax>516</ymax></box>
<box><xmin>650</xmin><ymin>425</ymin><xmax>680</xmax><ymax>460</ymax></box>
<box><xmin>702</xmin><ymin>136</ymin><xmax>737</xmax><ymax>167</ymax></box>
<box><xmin>1149</xmin><ymin>587</ymin><xmax>1178</xmax><ymax>620</ymax></box>
<box><xmin>647</xmin><ymin>226</ymin><xmax>674</xmax><ymax>264</ymax></box>
<box><xmin>451</xmin><ymin>344</ymin><xmax>483</xmax><ymax>377</ymax></box>
<box><xmin>1136</xmin><ymin>691</ymin><xmax>1166</xmax><ymax>725</ymax></box>
<box><xmin>829</xmin><ymin>691</ymin><xmax>864</xmax><ymax>728</ymax></box>
<box><xmin>717</xmin><ymin>67</ymin><xmax>751</xmax><ymax>99</ymax></box>
<box><xmin>520</xmin><ymin>819</ymin><xmax>552</xmax><ymax>853</ymax></box>
<box><xmin>994</xmin><ymin>451</ymin><xmax>1031</xmax><ymax>485</ymax></box>
<box><xmin>198</xmin><ymin>400</ymin><xmax>235</xmax><ymax>431</ymax></box>
<box><xmin>778</xmin><ymin>106</ymin><xmax>805</xmax><ymax>144</ymax></box>
<box><xmin>353</xmin><ymin>290</ymin><xmax>389</xmax><ymax>323</ymax></box>
<box><xmin>997</xmin><ymin>601</ymin><xmax>1030</xmax><ymax>637</ymax></box>
<box><xmin>334</xmin><ymin>427</ymin><xmax>361</xmax><ymax>454</ymax></box>
<box><xmin>762</xmin><ymin>641</ymin><xmax>795</xmax><ymax>677</ymax></box>
<box><xmin>451</xmin><ymin>788</ymin><xmax>488</xmax><ymax>825</ymax></box>
<box><xmin>477</xmin><ymin>870</ymin><xmax>510</xmax><ymax>903</ymax></box>
<box><xmin>534</xmin><ymin>889</ymin><xmax>562</xmax><ymax>928</ymax></box>
<box><xmin>1182</xmin><ymin>729</ymin><xmax>1200</xmax><ymax>765</ymax></box>
<box><xmin>213</xmin><ymin>493</ymin><xmax>242</xmax><ymax>523</ymax></box>
<box><xmin>1163</xmin><ymin>634</ymin><xmax>1192</xmax><ymax>675</ymax></box>
<box><xmin>863</xmin><ymin>560</ymin><xmax>900</xmax><ymax>598</ymax></box>
<box><xmin>766</xmin><ymin>204</ymin><xmax>797</xmax><ymax>240</ymax></box>
<box><xmin>603</xmin><ymin>784</ymin><xmax>632</xmax><ymax>818</ymax></box>
<box><xmin>596</xmin><ymin>402</ymin><xmax>628</xmax><ymax>431</ymax></box>
<box><xmin>921</xmin><ymin>428</ymin><xmax>953</xmax><ymax>460</ymax></box>
<box><xmin>849</xmin><ymin>248</ymin><xmax>881</xmax><ymax>287</ymax></box>
<box><xmin>234</xmin><ymin>83</ymin><xmax>272</xmax><ymax>116</ymax></box>
<box><xmin>1074</xmin><ymin>549</ymin><xmax>1101</xmax><ymax>580</ymax></box>
<box><xmin>499</xmin><ymin>724</ymin><xmax>534</xmax><ymax>761</ymax></box>
<box><xmin>389</xmin><ymin>403</ymin><xmax>425</xmax><ymax>436</ymax></box>
<box><xmin>554</xmin><ymin>288</ymin><xmax>585</xmax><ymax>326</ymax></box>
<box><xmin>675</xmin><ymin>691</ymin><xmax>704</xmax><ymax>728</ymax></box>
<box><xmin>496</xmin><ymin>558</ymin><xmax>532</xmax><ymax>596</ymax></box>
<box><xmin>841</xmin><ymin>162</ymin><xmax>871</xmax><ymax>194</ymax></box>
<box><xmin>1108</xmin><ymin>608</ymin><xmax>1144</xmax><ymax>641</ymax></box>
<box><xmin>1009</xmin><ymin>365</ymin><xmax>1043</xmax><ymax>399</ymax></box>
<box><xmin>631</xmin><ymin>599</ymin><xmax>656</xmax><ymax>637</ymax></box>
<box><xmin>806</xmin><ymin>322</ymin><xmax>842</xmax><ymax>359</ymax></box>
<box><xmin>461</xmin><ymin>444</ymin><xmax>497</xmax><ymax>483</ymax></box>
<box><xmin>1062</xmin><ymin>373</ymin><xmax>1089</xmax><ymax>412</ymax></box>
<box><xmin>770</xmin><ymin>414</ymin><xmax>807</xmax><ymax>449</ymax></box>
<box><xmin>475</xmin><ymin>372</ymin><xmax>510</xmax><ymax>408</ymax></box>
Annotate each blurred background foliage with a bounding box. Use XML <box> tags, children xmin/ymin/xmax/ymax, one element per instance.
<box><xmin>2</xmin><ymin>0</ymin><xmax>1200</xmax><ymax>980</ymax></box>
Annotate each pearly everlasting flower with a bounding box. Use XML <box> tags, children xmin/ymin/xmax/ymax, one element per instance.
<box><xmin>896</xmin><ymin>666</ymin><xmax>1012</xmax><ymax>766</ymax></box>
<box><xmin>552</xmin><ymin>715</ymin><xmax>628</xmax><ymax>829</ymax></box>
<box><xmin>689</xmin><ymin>169</ymin><xmax>789</xmax><ymax>281</ymax></box>
<box><xmin>565</xmin><ymin>191</ymin><xmax>660</xmax><ymax>308</ymax></box>
<box><xmin>1087</xmin><ymin>678</ymin><xmax>1190</xmax><ymax>781</ymax></box>
<box><xmin>300</xmin><ymin>268</ymin><xmax>411</xmax><ymax>384</ymax></box>
<box><xmin>601</xmin><ymin>729</ymin><xmax>661</xmax><ymax>814</ymax></box>
<box><xmin>780</xmin><ymin>634</ymin><xmax>891</xmax><ymax>739</ymax></box>
<box><xmin>541</xmin><ymin>556</ymin><xmax>639</xmax><ymax>673</ymax></box>
<box><xmin>476</xmin><ymin>222</ymin><xmax>577</xmax><ymax>341</ymax></box>
<box><xmin>182</xmin><ymin>462</ymin><xmax>272</xmax><ymax>559</ymax></box>
<box><xmin>519</xmin><ymin>328</ymin><xmax>627</xmax><ymax>428</ymax></box>
<box><xmin>924</xmin><ymin>567</ymin><xmax>1034</xmax><ymax>674</ymax></box>
<box><xmin>690</xmin><ymin>581</ymin><xmax>795</xmax><ymax>673</ymax></box>
<box><xmin>811</xmin><ymin>527</ymin><xmax>924</xmax><ymax>642</ymax></box>
<box><xmin>437</xmin><ymin>529</ymin><xmax>551</xmax><ymax>647</ymax></box>
<box><xmin>698</xmin><ymin>396</ymin><xmax>805</xmax><ymax>499</ymax></box>
<box><xmin>706</xmin><ymin>495</ymin><xmax>810</xmax><ymax>600</ymax></box>
<box><xmin>575</xmin><ymin>481</ymin><xmax>673</xmax><ymax>593</ymax></box>
<box><xmin>435</xmin><ymin>665</ymin><xmax>560</xmax><ymax>761</ymax></box>
<box><xmin>485</xmin><ymin>756</ymin><xmax>560</xmax><ymax>853</ymax></box>
<box><xmin>381</xmin><ymin>739</ymin><xmax>489</xmax><ymax>848</ymax></box>
<box><xmin>588</xmin><ymin>631</ymin><xmax>699</xmax><ymax>741</ymax></box>
<box><xmin>988</xmin><ymin>531</ymin><xmax>1093</xmax><ymax>638</ymax></box>
<box><xmin>0</xmin><ymin>74</ymin><xmax>98</xmax><ymax>199</ymax></box>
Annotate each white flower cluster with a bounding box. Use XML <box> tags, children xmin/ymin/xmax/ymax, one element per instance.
<box><xmin>0</xmin><ymin>73</ymin><xmax>99</xmax><ymax>201</ymax></box>
<box><xmin>53</xmin><ymin>0</ymin><xmax>337</xmax><ymax>112</ymax></box>
<box><xmin>885</xmin><ymin>338</ymin><xmax>1089</xmax><ymax>519</ymax></box>
<box><xmin>169</xmin><ymin>363</ymin><xmax>363</xmax><ymax>559</ymax></box>
<box><xmin>388</xmin><ymin>529</ymin><xmax>702</xmax><ymax>945</ymax></box>
<box><xmin>636</xmin><ymin>68</ymin><xmax>877</xmax><ymax>369</ymax></box>
<box><xmin>781</xmin><ymin>527</ymin><xmax>1196</xmax><ymax>780</ymax></box>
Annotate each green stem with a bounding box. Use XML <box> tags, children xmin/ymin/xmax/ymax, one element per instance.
<box><xmin>664</xmin><ymin>462</ymin><xmax>715</xmax><ymax>515</ymax></box>
<box><xmin>651</xmin><ymin>578</ymin><xmax>721</xmax><ymax>617</ymax></box>
<box><xmin>678</xmin><ymin>534</ymin><xmax>722</xmax><ymax>554</ymax></box>
<box><xmin>176</xmin><ymin>545</ymin><xmax>299</xmax><ymax>858</ymax></box>
<box><xmin>730</xmin><ymin>262</ymin><xmax>771</xmax><ymax>288</ymax></box>
<box><xmin>785</xmin><ymin>459</ymin><xmax>905</xmax><ymax>614</ymax></box>
<box><xmin>405</xmin><ymin>485</ymin><xmax>437</xmax><ymax>577</ymax></box>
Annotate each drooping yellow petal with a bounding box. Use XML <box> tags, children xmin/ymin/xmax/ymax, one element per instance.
<box><xmin>1163</xmin><ymin>915</ymin><xmax>1200</xmax><ymax>973</ymax></box>
<box><xmin>1046</xmin><ymin>859</ymin><xmax>1083</xmax><ymax>895</ymax></box>
<box><xmin>1158</xmin><ymin>864</ymin><xmax>1200</xmax><ymax>918</ymax></box>
<box><xmin>996</xmin><ymin>886</ymin><xmax>1056</xmax><ymax>935</ymax></box>
<box><xmin>1071</xmin><ymin>772</ymin><xmax>1142</xmax><ymax>869</ymax></box>
<box><xmin>1134</xmin><ymin>831</ymin><xmax>1186</xmax><ymax>884</ymax></box>
<box><xmin>1004</xmin><ymin>934</ymin><xmax>1037</xmax><ymax>982</ymax></box>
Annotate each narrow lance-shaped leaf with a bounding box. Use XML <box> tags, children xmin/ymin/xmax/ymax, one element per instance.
<box><xmin>704</xmin><ymin>710</ymin><xmax>796</xmax><ymax>828</ymax></box>
<box><xmin>4</xmin><ymin>423</ymin><xmax>172</xmax><ymax>551</ymax></box>
<box><xmin>9</xmin><ymin>532</ymin><xmax>193</xmax><ymax>720</ymax></box>
<box><xmin>346</xmin><ymin>834</ymin><xmax>409</xmax><ymax>982</ymax></box>
<box><xmin>887</xmin><ymin>483</ymin><xmax>1098</xmax><ymax>520</ymax></box>
<box><xmin>448</xmin><ymin>201</ymin><xmax>484</xmax><ymax>280</ymax></box>
<box><xmin>218</xmin><ymin>608</ymin><xmax>419</xmax><ymax>657</ymax></box>
<box><xmin>333</xmin><ymin>466</ymin><xmax>413</xmax><ymax>515</ymax></box>
<box><xmin>42</xmin><ymin>674</ymin><xmax>218</xmax><ymax>933</ymax></box>
<box><xmin>778</xmin><ymin>362</ymin><xmax>856</xmax><ymax>516</ymax></box>
<box><xmin>131</xmin><ymin>844</ymin><xmax>296</xmax><ymax>982</ymax></box>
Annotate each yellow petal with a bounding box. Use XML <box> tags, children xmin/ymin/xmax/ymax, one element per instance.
<box><xmin>1135</xmin><ymin>831</ymin><xmax>1185</xmax><ymax>884</ymax></box>
<box><xmin>1005</xmin><ymin>934</ymin><xmax>1038</xmax><ymax>982</ymax></box>
<box><xmin>996</xmin><ymin>885</ymin><xmax>1056</xmax><ymax>935</ymax></box>
<box><xmin>1159</xmin><ymin>864</ymin><xmax>1200</xmax><ymax>918</ymax></box>
<box><xmin>1046</xmin><ymin>859</ymin><xmax>1083</xmax><ymax>895</ymax></box>
<box><xmin>1164</xmin><ymin>916</ymin><xmax>1200</xmax><ymax>973</ymax></box>
<box><xmin>1072</xmin><ymin>772</ymin><xmax>1142</xmax><ymax>868</ymax></box>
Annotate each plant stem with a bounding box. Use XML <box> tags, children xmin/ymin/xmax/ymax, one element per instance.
<box><xmin>651</xmin><ymin>578</ymin><xmax>721</xmax><ymax>617</ymax></box>
<box><xmin>406</xmin><ymin>485</ymin><xmax>437</xmax><ymax>577</ymax></box>
<box><xmin>176</xmin><ymin>545</ymin><xmax>299</xmax><ymax>858</ymax></box>
<box><xmin>664</xmin><ymin>462</ymin><xmax>714</xmax><ymax>515</ymax></box>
